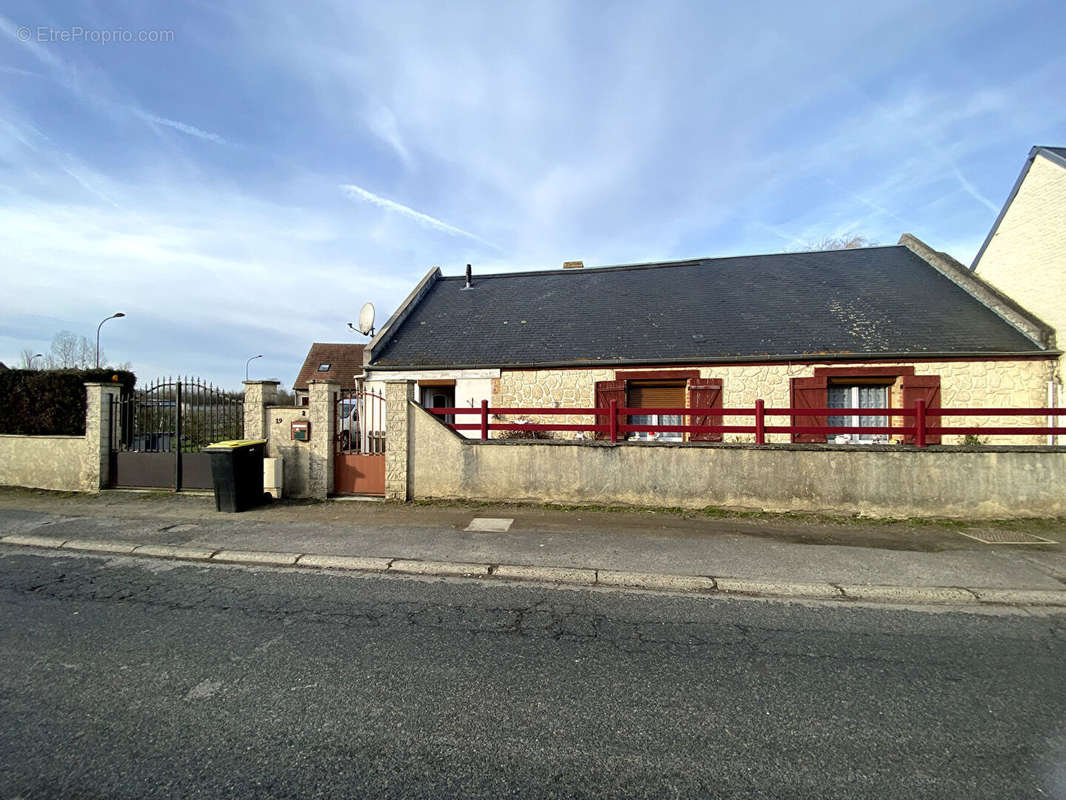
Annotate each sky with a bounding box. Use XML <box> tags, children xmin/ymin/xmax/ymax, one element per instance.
<box><xmin>1</xmin><ymin>0</ymin><xmax>1064</xmax><ymax>389</ymax></box>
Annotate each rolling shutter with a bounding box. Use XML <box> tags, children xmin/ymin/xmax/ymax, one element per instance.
<box><xmin>594</xmin><ymin>380</ymin><xmax>625</xmax><ymax>440</ymax></box>
<box><xmin>627</xmin><ymin>382</ymin><xmax>686</xmax><ymax>408</ymax></box>
<box><xmin>902</xmin><ymin>375</ymin><xmax>942</xmax><ymax>445</ymax></box>
<box><xmin>687</xmin><ymin>378</ymin><xmax>723</xmax><ymax>442</ymax></box>
<box><xmin>790</xmin><ymin>375</ymin><xmax>828</xmax><ymax>443</ymax></box>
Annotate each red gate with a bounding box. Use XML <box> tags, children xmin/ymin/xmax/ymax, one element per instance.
<box><xmin>334</xmin><ymin>389</ymin><xmax>386</xmax><ymax>496</ymax></box>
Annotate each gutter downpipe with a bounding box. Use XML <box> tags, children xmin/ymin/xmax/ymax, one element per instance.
<box><xmin>1050</xmin><ymin>370</ymin><xmax>1062</xmax><ymax>447</ymax></box>
<box><xmin>1048</xmin><ymin>380</ymin><xmax>1054</xmax><ymax>447</ymax></box>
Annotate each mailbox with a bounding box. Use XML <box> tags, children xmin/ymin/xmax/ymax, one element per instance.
<box><xmin>291</xmin><ymin>420</ymin><xmax>310</xmax><ymax>441</ymax></box>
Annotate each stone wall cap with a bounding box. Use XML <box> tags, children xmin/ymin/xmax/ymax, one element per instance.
<box><xmin>0</xmin><ymin>433</ymin><xmax>85</xmax><ymax>440</ymax></box>
<box><xmin>243</xmin><ymin>379</ymin><xmax>281</xmax><ymax>385</ymax></box>
<box><xmin>463</xmin><ymin>438</ymin><xmax>1066</xmax><ymax>454</ymax></box>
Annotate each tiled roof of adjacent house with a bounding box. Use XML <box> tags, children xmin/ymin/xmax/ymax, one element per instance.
<box><xmin>293</xmin><ymin>343</ymin><xmax>365</xmax><ymax>390</ymax></box>
<box><xmin>370</xmin><ymin>245</ymin><xmax>1046</xmax><ymax>369</ymax></box>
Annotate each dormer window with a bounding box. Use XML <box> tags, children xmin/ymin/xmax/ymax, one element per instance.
<box><xmin>317</xmin><ymin>363</ymin><xmax>331</xmax><ymax>372</ymax></box>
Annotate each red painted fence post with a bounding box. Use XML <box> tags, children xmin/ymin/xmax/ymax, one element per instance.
<box><xmin>480</xmin><ymin>399</ymin><xmax>489</xmax><ymax>440</ymax></box>
<box><xmin>755</xmin><ymin>399</ymin><xmax>765</xmax><ymax>445</ymax></box>
<box><xmin>915</xmin><ymin>399</ymin><xmax>926</xmax><ymax>448</ymax></box>
<box><xmin>609</xmin><ymin>399</ymin><xmax>618</xmax><ymax>443</ymax></box>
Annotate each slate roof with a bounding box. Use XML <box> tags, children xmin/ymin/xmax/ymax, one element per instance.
<box><xmin>293</xmin><ymin>343</ymin><xmax>365</xmax><ymax>390</ymax></box>
<box><xmin>370</xmin><ymin>246</ymin><xmax>1047</xmax><ymax>369</ymax></box>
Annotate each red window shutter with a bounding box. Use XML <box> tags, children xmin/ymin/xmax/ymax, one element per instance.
<box><xmin>790</xmin><ymin>376</ymin><xmax>828</xmax><ymax>443</ymax></box>
<box><xmin>902</xmin><ymin>375</ymin><xmax>942</xmax><ymax>445</ymax></box>
<box><xmin>594</xmin><ymin>380</ymin><xmax>625</xmax><ymax>440</ymax></box>
<box><xmin>687</xmin><ymin>378</ymin><xmax>723</xmax><ymax>442</ymax></box>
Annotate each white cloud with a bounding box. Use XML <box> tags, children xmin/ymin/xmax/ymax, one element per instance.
<box><xmin>138</xmin><ymin>112</ymin><xmax>228</xmax><ymax>146</ymax></box>
<box><xmin>365</xmin><ymin>105</ymin><xmax>413</xmax><ymax>169</ymax></box>
<box><xmin>950</xmin><ymin>164</ymin><xmax>1000</xmax><ymax>214</ymax></box>
<box><xmin>339</xmin><ymin>183</ymin><xmax>497</xmax><ymax>248</ymax></box>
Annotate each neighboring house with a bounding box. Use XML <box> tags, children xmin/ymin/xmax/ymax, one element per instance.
<box><xmin>971</xmin><ymin>145</ymin><xmax>1066</xmax><ymax>391</ymax></box>
<box><xmin>293</xmin><ymin>343</ymin><xmax>365</xmax><ymax>405</ymax></box>
<box><xmin>361</xmin><ymin>234</ymin><xmax>1059</xmax><ymax>445</ymax></box>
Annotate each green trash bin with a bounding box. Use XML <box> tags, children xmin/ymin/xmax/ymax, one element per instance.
<box><xmin>203</xmin><ymin>439</ymin><xmax>268</xmax><ymax>512</ymax></box>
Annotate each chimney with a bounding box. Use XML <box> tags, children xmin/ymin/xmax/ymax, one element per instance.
<box><xmin>562</xmin><ymin>260</ymin><xmax>584</xmax><ymax>269</ymax></box>
<box><xmin>463</xmin><ymin>263</ymin><xmax>473</xmax><ymax>289</ymax></box>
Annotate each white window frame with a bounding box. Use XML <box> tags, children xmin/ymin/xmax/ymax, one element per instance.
<box><xmin>827</xmin><ymin>384</ymin><xmax>889</xmax><ymax>444</ymax></box>
<box><xmin>628</xmin><ymin>413</ymin><xmax>685</xmax><ymax>442</ymax></box>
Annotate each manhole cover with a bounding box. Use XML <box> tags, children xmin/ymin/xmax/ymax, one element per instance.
<box><xmin>957</xmin><ymin>530</ymin><xmax>1057</xmax><ymax>545</ymax></box>
<box><xmin>465</xmin><ymin>518</ymin><xmax>514</xmax><ymax>532</ymax></box>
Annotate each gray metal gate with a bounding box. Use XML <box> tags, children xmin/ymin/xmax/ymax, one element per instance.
<box><xmin>108</xmin><ymin>376</ymin><xmax>243</xmax><ymax>490</ymax></box>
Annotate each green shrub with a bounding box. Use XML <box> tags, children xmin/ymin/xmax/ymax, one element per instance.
<box><xmin>0</xmin><ymin>369</ymin><xmax>136</xmax><ymax>435</ymax></box>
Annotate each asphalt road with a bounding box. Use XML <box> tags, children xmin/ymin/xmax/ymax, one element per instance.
<box><xmin>1</xmin><ymin>548</ymin><xmax>1064</xmax><ymax>799</ymax></box>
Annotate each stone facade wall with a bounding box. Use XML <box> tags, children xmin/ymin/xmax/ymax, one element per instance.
<box><xmin>243</xmin><ymin>380</ymin><xmax>279</xmax><ymax>440</ymax></box>
<box><xmin>385</xmin><ymin>381</ymin><xmax>414</xmax><ymax>500</ymax></box>
<box><xmin>493</xmin><ymin>358</ymin><xmax>1055</xmax><ymax>444</ymax></box>
<box><xmin>307</xmin><ymin>381</ymin><xmax>337</xmax><ymax>499</ymax></box>
<box><xmin>973</xmin><ymin>153</ymin><xmax>1066</xmax><ymax>378</ymax></box>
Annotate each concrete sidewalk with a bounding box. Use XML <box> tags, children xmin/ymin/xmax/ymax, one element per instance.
<box><xmin>1</xmin><ymin>488</ymin><xmax>1065</xmax><ymax>607</ymax></box>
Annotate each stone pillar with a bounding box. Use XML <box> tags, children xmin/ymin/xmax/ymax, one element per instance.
<box><xmin>243</xmin><ymin>380</ymin><xmax>279</xmax><ymax>441</ymax></box>
<box><xmin>84</xmin><ymin>382</ymin><xmax>122</xmax><ymax>492</ymax></box>
<box><xmin>308</xmin><ymin>380</ymin><xmax>338</xmax><ymax>500</ymax></box>
<box><xmin>385</xmin><ymin>380</ymin><xmax>415</xmax><ymax>501</ymax></box>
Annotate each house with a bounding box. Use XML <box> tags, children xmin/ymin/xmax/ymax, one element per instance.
<box><xmin>293</xmin><ymin>343</ymin><xmax>365</xmax><ymax>405</ymax></box>
<box><xmin>970</xmin><ymin>145</ymin><xmax>1066</xmax><ymax>386</ymax></box>
<box><xmin>360</xmin><ymin>234</ymin><xmax>1059</xmax><ymax>445</ymax></box>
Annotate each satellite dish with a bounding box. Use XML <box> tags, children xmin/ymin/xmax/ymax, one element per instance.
<box><xmin>356</xmin><ymin>302</ymin><xmax>376</xmax><ymax>336</ymax></box>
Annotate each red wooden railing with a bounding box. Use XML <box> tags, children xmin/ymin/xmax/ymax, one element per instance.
<box><xmin>427</xmin><ymin>400</ymin><xmax>1066</xmax><ymax>447</ymax></box>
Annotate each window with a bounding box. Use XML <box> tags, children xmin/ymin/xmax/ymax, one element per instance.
<box><xmin>421</xmin><ymin>386</ymin><xmax>455</xmax><ymax>425</ymax></box>
<box><xmin>317</xmin><ymin>363</ymin><xmax>331</xmax><ymax>372</ymax></box>
<box><xmin>627</xmin><ymin>381</ymin><xmax>685</xmax><ymax>441</ymax></box>
<box><xmin>827</xmin><ymin>383</ymin><xmax>888</xmax><ymax>443</ymax></box>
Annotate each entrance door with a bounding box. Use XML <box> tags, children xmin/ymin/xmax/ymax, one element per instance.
<box><xmin>334</xmin><ymin>390</ymin><xmax>386</xmax><ymax>496</ymax></box>
<box><xmin>425</xmin><ymin>386</ymin><xmax>455</xmax><ymax>425</ymax></box>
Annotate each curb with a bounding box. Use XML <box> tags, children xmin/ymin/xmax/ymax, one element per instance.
<box><xmin>3</xmin><ymin>534</ymin><xmax>1065</xmax><ymax>609</ymax></box>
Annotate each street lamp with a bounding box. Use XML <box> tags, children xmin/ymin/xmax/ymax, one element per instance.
<box><xmin>95</xmin><ymin>313</ymin><xmax>125</xmax><ymax>368</ymax></box>
<box><xmin>29</xmin><ymin>353</ymin><xmax>43</xmax><ymax>369</ymax></box>
<box><xmin>245</xmin><ymin>354</ymin><xmax>263</xmax><ymax>382</ymax></box>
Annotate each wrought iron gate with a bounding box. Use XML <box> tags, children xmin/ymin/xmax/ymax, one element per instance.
<box><xmin>334</xmin><ymin>389</ymin><xmax>386</xmax><ymax>496</ymax></box>
<box><xmin>109</xmin><ymin>376</ymin><xmax>244</xmax><ymax>490</ymax></box>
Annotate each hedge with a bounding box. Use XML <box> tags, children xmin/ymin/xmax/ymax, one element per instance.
<box><xmin>0</xmin><ymin>369</ymin><xmax>136</xmax><ymax>436</ymax></box>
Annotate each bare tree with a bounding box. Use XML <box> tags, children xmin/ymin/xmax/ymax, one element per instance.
<box><xmin>18</xmin><ymin>349</ymin><xmax>43</xmax><ymax>369</ymax></box>
<box><xmin>44</xmin><ymin>330</ymin><xmax>102</xmax><ymax>369</ymax></box>
<box><xmin>798</xmin><ymin>234</ymin><xmax>873</xmax><ymax>251</ymax></box>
